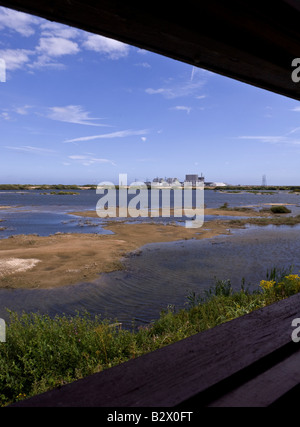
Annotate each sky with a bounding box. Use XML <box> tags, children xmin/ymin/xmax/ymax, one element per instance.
<box><xmin>1</xmin><ymin>6</ymin><xmax>300</xmax><ymax>185</ymax></box>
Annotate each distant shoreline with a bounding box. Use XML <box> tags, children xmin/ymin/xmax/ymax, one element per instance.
<box><xmin>1</xmin><ymin>184</ymin><xmax>300</xmax><ymax>191</ymax></box>
<box><xmin>0</xmin><ymin>184</ymin><xmax>95</xmax><ymax>190</ymax></box>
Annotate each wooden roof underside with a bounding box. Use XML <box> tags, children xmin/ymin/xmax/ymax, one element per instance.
<box><xmin>0</xmin><ymin>0</ymin><xmax>300</xmax><ymax>100</ymax></box>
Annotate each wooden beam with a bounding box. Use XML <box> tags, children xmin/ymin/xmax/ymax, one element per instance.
<box><xmin>0</xmin><ymin>0</ymin><xmax>300</xmax><ymax>100</ymax></box>
<box><xmin>208</xmin><ymin>350</ymin><xmax>300</xmax><ymax>407</ymax></box>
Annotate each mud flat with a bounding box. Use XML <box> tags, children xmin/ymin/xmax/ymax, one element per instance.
<box><xmin>0</xmin><ymin>207</ymin><xmax>276</xmax><ymax>289</ymax></box>
<box><xmin>71</xmin><ymin>207</ymin><xmax>270</xmax><ymax>219</ymax></box>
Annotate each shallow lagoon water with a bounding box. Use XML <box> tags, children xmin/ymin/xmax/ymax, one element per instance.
<box><xmin>1</xmin><ymin>189</ymin><xmax>300</xmax><ymax>329</ymax></box>
<box><xmin>1</xmin><ymin>223</ymin><xmax>300</xmax><ymax>329</ymax></box>
<box><xmin>1</xmin><ymin>188</ymin><xmax>300</xmax><ymax>237</ymax></box>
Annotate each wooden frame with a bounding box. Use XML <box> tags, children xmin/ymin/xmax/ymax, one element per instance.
<box><xmin>2</xmin><ymin>0</ymin><xmax>300</xmax><ymax>407</ymax></box>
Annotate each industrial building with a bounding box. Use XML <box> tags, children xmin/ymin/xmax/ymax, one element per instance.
<box><xmin>184</xmin><ymin>174</ymin><xmax>205</xmax><ymax>186</ymax></box>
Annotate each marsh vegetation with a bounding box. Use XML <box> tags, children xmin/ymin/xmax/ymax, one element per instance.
<box><xmin>1</xmin><ymin>267</ymin><xmax>298</xmax><ymax>406</ymax></box>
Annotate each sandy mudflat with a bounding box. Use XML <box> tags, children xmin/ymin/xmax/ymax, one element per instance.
<box><xmin>71</xmin><ymin>207</ymin><xmax>268</xmax><ymax>219</ymax></box>
<box><xmin>0</xmin><ymin>207</ymin><xmax>270</xmax><ymax>289</ymax></box>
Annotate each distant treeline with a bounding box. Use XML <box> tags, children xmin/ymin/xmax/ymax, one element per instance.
<box><xmin>0</xmin><ymin>184</ymin><xmax>97</xmax><ymax>190</ymax></box>
<box><xmin>1</xmin><ymin>184</ymin><xmax>300</xmax><ymax>192</ymax></box>
<box><xmin>212</xmin><ymin>185</ymin><xmax>300</xmax><ymax>192</ymax></box>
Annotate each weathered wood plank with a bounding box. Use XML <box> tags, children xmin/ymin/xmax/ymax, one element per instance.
<box><xmin>208</xmin><ymin>348</ymin><xmax>300</xmax><ymax>407</ymax></box>
<box><xmin>12</xmin><ymin>293</ymin><xmax>300</xmax><ymax>407</ymax></box>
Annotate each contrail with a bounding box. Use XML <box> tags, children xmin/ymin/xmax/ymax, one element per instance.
<box><xmin>190</xmin><ymin>66</ymin><xmax>196</xmax><ymax>82</ymax></box>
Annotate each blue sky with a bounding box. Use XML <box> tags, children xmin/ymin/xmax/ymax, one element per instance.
<box><xmin>1</xmin><ymin>6</ymin><xmax>300</xmax><ymax>185</ymax></box>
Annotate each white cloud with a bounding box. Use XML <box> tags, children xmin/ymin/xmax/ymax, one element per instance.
<box><xmin>287</xmin><ymin>127</ymin><xmax>300</xmax><ymax>135</ymax></box>
<box><xmin>145</xmin><ymin>88</ymin><xmax>166</xmax><ymax>95</ymax></box>
<box><xmin>29</xmin><ymin>36</ymin><xmax>80</xmax><ymax>69</ymax></box>
<box><xmin>68</xmin><ymin>154</ymin><xmax>116</xmax><ymax>166</ymax></box>
<box><xmin>0</xmin><ymin>7</ymin><xmax>39</xmax><ymax>37</ymax></box>
<box><xmin>0</xmin><ymin>49</ymin><xmax>33</xmax><ymax>71</ymax></box>
<box><xmin>29</xmin><ymin>55</ymin><xmax>65</xmax><ymax>70</ymax></box>
<box><xmin>36</xmin><ymin>37</ymin><xmax>79</xmax><ymax>57</ymax></box>
<box><xmin>5</xmin><ymin>145</ymin><xmax>56</xmax><ymax>154</ymax></box>
<box><xmin>0</xmin><ymin>39</ymin><xmax>79</xmax><ymax>74</ymax></box>
<box><xmin>40</xmin><ymin>22</ymin><xmax>80</xmax><ymax>39</ymax></box>
<box><xmin>0</xmin><ymin>105</ymin><xmax>33</xmax><ymax>120</ymax></box>
<box><xmin>237</xmin><ymin>135</ymin><xmax>300</xmax><ymax>145</ymax></box>
<box><xmin>82</xmin><ymin>34</ymin><xmax>129</xmax><ymax>59</ymax></box>
<box><xmin>238</xmin><ymin>135</ymin><xmax>288</xmax><ymax>144</ymax></box>
<box><xmin>135</xmin><ymin>62</ymin><xmax>151</xmax><ymax>68</ymax></box>
<box><xmin>14</xmin><ymin>105</ymin><xmax>33</xmax><ymax>115</ymax></box>
<box><xmin>65</xmin><ymin>129</ymin><xmax>149</xmax><ymax>143</ymax></box>
<box><xmin>46</xmin><ymin>105</ymin><xmax>107</xmax><ymax>126</ymax></box>
<box><xmin>0</xmin><ymin>112</ymin><xmax>11</xmax><ymax>120</ymax></box>
<box><xmin>69</xmin><ymin>155</ymin><xmax>87</xmax><ymax>160</ymax></box>
<box><xmin>263</xmin><ymin>106</ymin><xmax>273</xmax><ymax>118</ymax></box>
<box><xmin>136</xmin><ymin>49</ymin><xmax>148</xmax><ymax>55</ymax></box>
<box><xmin>145</xmin><ymin>73</ymin><xmax>205</xmax><ymax>99</ymax></box>
<box><xmin>0</xmin><ymin>7</ymin><xmax>131</xmax><ymax>76</ymax></box>
<box><xmin>141</xmin><ymin>137</ymin><xmax>147</xmax><ymax>142</ymax></box>
<box><xmin>171</xmin><ymin>106</ymin><xmax>192</xmax><ymax>114</ymax></box>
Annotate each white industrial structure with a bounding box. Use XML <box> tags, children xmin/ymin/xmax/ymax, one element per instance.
<box><xmin>150</xmin><ymin>174</ymin><xmax>227</xmax><ymax>187</ymax></box>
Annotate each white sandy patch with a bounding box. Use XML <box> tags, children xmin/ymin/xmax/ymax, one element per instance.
<box><xmin>0</xmin><ymin>258</ymin><xmax>40</xmax><ymax>277</ymax></box>
<box><xmin>263</xmin><ymin>203</ymin><xmax>295</xmax><ymax>206</ymax></box>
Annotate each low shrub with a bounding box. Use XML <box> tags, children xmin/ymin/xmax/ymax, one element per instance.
<box><xmin>270</xmin><ymin>205</ymin><xmax>291</xmax><ymax>214</ymax></box>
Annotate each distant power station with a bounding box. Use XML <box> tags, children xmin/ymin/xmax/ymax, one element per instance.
<box><xmin>147</xmin><ymin>173</ymin><xmax>227</xmax><ymax>187</ymax></box>
<box><xmin>184</xmin><ymin>174</ymin><xmax>227</xmax><ymax>187</ymax></box>
<box><xmin>185</xmin><ymin>174</ymin><xmax>204</xmax><ymax>186</ymax></box>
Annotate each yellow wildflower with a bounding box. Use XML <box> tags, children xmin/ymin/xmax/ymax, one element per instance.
<box><xmin>285</xmin><ymin>274</ymin><xmax>300</xmax><ymax>281</ymax></box>
<box><xmin>260</xmin><ymin>280</ymin><xmax>276</xmax><ymax>291</ymax></box>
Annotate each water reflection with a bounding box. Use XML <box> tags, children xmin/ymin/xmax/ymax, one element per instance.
<box><xmin>1</xmin><ymin>224</ymin><xmax>300</xmax><ymax>329</ymax></box>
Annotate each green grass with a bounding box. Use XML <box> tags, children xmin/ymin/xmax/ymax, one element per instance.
<box><xmin>1</xmin><ymin>270</ymin><xmax>299</xmax><ymax>406</ymax></box>
<box><xmin>218</xmin><ymin>203</ymin><xmax>255</xmax><ymax>213</ymax></box>
<box><xmin>0</xmin><ymin>184</ymin><xmax>82</xmax><ymax>191</ymax></box>
<box><xmin>227</xmin><ymin>214</ymin><xmax>300</xmax><ymax>228</ymax></box>
<box><xmin>49</xmin><ymin>191</ymin><xmax>80</xmax><ymax>196</ymax></box>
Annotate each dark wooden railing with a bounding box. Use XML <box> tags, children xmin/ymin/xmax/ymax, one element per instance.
<box><xmin>11</xmin><ymin>293</ymin><xmax>300</xmax><ymax>407</ymax></box>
